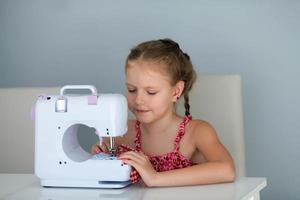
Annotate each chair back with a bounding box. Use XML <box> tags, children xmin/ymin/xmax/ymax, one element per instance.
<box><xmin>177</xmin><ymin>74</ymin><xmax>246</xmax><ymax>177</ymax></box>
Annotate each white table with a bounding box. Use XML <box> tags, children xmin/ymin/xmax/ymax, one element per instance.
<box><xmin>0</xmin><ymin>174</ymin><xmax>266</xmax><ymax>200</ymax></box>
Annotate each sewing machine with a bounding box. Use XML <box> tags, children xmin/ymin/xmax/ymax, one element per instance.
<box><xmin>33</xmin><ymin>85</ymin><xmax>131</xmax><ymax>188</ymax></box>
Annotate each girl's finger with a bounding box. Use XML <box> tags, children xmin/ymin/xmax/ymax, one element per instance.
<box><xmin>119</xmin><ymin>151</ymin><xmax>145</xmax><ymax>164</ymax></box>
<box><xmin>98</xmin><ymin>142</ymin><xmax>109</xmax><ymax>153</ymax></box>
<box><xmin>91</xmin><ymin>145</ymin><xmax>101</xmax><ymax>154</ymax></box>
<box><xmin>91</xmin><ymin>142</ymin><xmax>110</xmax><ymax>154</ymax></box>
<box><xmin>121</xmin><ymin>151</ymin><xmax>146</xmax><ymax>159</ymax></box>
<box><xmin>122</xmin><ymin>158</ymin><xmax>140</xmax><ymax>171</ymax></box>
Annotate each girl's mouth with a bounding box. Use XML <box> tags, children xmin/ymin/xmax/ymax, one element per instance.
<box><xmin>135</xmin><ymin>109</ymin><xmax>150</xmax><ymax>113</ymax></box>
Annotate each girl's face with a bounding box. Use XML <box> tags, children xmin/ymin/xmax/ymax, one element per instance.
<box><xmin>126</xmin><ymin>59</ymin><xmax>178</xmax><ymax>124</ymax></box>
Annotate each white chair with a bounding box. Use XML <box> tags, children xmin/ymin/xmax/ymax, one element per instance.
<box><xmin>0</xmin><ymin>87</ymin><xmax>60</xmax><ymax>173</ymax></box>
<box><xmin>177</xmin><ymin>74</ymin><xmax>246</xmax><ymax>177</ymax></box>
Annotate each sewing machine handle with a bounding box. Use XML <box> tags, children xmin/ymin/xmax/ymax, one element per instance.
<box><xmin>60</xmin><ymin>85</ymin><xmax>98</xmax><ymax>96</ymax></box>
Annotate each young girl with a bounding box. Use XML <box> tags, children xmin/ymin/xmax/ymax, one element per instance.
<box><xmin>92</xmin><ymin>38</ymin><xmax>235</xmax><ymax>187</ymax></box>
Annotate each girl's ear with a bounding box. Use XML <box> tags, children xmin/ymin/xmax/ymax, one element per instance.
<box><xmin>172</xmin><ymin>81</ymin><xmax>185</xmax><ymax>102</ymax></box>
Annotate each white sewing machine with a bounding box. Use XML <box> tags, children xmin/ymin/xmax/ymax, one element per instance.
<box><xmin>34</xmin><ymin>85</ymin><xmax>132</xmax><ymax>188</ymax></box>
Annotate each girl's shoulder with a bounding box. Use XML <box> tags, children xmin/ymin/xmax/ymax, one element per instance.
<box><xmin>187</xmin><ymin>118</ymin><xmax>219</xmax><ymax>144</ymax></box>
<box><xmin>187</xmin><ymin>118</ymin><xmax>214</xmax><ymax>130</ymax></box>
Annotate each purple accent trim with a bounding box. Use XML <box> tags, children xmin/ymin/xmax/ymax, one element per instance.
<box><xmin>38</xmin><ymin>94</ymin><xmax>47</xmax><ymax>100</ymax></box>
<box><xmin>88</xmin><ymin>95</ymin><xmax>98</xmax><ymax>105</ymax></box>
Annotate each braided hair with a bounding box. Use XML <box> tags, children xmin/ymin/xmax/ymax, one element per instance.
<box><xmin>125</xmin><ymin>38</ymin><xmax>197</xmax><ymax>116</ymax></box>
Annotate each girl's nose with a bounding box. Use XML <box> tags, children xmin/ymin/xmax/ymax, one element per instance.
<box><xmin>135</xmin><ymin>93</ymin><xmax>145</xmax><ymax>105</ymax></box>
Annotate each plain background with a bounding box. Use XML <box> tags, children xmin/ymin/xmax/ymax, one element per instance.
<box><xmin>0</xmin><ymin>1</ymin><xmax>299</xmax><ymax>199</ymax></box>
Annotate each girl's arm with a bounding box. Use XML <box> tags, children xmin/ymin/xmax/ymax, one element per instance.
<box><xmin>154</xmin><ymin>161</ymin><xmax>235</xmax><ymax>187</ymax></box>
<box><xmin>155</xmin><ymin>121</ymin><xmax>235</xmax><ymax>186</ymax></box>
<box><xmin>119</xmin><ymin>120</ymin><xmax>235</xmax><ymax>187</ymax></box>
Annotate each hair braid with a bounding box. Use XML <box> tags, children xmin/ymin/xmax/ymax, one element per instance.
<box><xmin>184</xmin><ymin>94</ymin><xmax>191</xmax><ymax>116</ymax></box>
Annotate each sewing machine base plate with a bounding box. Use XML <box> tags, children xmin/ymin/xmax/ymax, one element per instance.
<box><xmin>40</xmin><ymin>179</ymin><xmax>131</xmax><ymax>188</ymax></box>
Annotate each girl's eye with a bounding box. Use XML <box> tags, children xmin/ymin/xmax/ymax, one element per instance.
<box><xmin>127</xmin><ymin>89</ymin><xmax>136</xmax><ymax>93</ymax></box>
<box><xmin>147</xmin><ymin>91</ymin><xmax>157</xmax><ymax>95</ymax></box>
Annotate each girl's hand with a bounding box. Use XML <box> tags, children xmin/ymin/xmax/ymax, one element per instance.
<box><xmin>90</xmin><ymin>142</ymin><xmax>109</xmax><ymax>154</ymax></box>
<box><xmin>119</xmin><ymin>151</ymin><xmax>158</xmax><ymax>187</ymax></box>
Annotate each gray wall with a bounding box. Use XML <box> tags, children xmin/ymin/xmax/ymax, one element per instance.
<box><xmin>0</xmin><ymin>1</ymin><xmax>299</xmax><ymax>199</ymax></box>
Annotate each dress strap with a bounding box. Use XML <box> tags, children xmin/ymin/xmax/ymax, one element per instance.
<box><xmin>173</xmin><ymin>115</ymin><xmax>192</xmax><ymax>151</ymax></box>
<box><xmin>134</xmin><ymin>121</ymin><xmax>142</xmax><ymax>151</ymax></box>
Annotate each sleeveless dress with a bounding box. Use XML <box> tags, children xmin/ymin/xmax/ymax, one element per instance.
<box><xmin>117</xmin><ymin>115</ymin><xmax>194</xmax><ymax>182</ymax></box>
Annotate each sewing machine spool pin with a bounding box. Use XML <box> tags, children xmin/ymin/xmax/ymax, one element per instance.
<box><xmin>55</xmin><ymin>96</ymin><xmax>67</xmax><ymax>112</ymax></box>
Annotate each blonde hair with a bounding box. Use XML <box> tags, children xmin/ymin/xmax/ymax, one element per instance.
<box><xmin>125</xmin><ymin>38</ymin><xmax>197</xmax><ymax>116</ymax></box>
